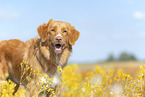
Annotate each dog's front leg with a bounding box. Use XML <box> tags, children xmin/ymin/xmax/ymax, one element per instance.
<box><xmin>58</xmin><ymin>48</ymin><xmax>71</xmax><ymax>68</ymax></box>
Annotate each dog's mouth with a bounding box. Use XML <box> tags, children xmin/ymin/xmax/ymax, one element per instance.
<box><xmin>52</xmin><ymin>43</ymin><xmax>65</xmax><ymax>54</ymax></box>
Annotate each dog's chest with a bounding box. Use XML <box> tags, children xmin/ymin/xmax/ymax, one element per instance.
<box><xmin>36</xmin><ymin>47</ymin><xmax>60</xmax><ymax>76</ymax></box>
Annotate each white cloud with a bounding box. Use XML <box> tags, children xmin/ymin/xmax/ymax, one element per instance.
<box><xmin>0</xmin><ymin>10</ymin><xmax>20</xmax><ymax>20</ymax></box>
<box><xmin>133</xmin><ymin>11</ymin><xmax>145</xmax><ymax>20</ymax></box>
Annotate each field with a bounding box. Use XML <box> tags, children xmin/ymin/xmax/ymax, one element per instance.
<box><xmin>0</xmin><ymin>61</ymin><xmax>145</xmax><ymax>97</ymax></box>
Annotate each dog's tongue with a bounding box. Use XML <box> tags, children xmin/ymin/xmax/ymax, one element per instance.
<box><xmin>55</xmin><ymin>47</ymin><xmax>61</xmax><ymax>51</ymax></box>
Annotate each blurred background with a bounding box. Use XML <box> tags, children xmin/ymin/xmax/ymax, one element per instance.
<box><xmin>0</xmin><ymin>0</ymin><xmax>145</xmax><ymax>63</ymax></box>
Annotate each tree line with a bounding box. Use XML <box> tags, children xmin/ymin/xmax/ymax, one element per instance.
<box><xmin>106</xmin><ymin>52</ymin><xmax>137</xmax><ymax>62</ymax></box>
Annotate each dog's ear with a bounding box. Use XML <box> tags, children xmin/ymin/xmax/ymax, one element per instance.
<box><xmin>69</xmin><ymin>26</ymin><xmax>80</xmax><ymax>45</ymax></box>
<box><xmin>37</xmin><ymin>23</ymin><xmax>48</xmax><ymax>42</ymax></box>
<box><xmin>37</xmin><ymin>19</ymin><xmax>54</xmax><ymax>42</ymax></box>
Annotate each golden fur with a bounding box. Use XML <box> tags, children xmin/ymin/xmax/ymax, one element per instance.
<box><xmin>0</xmin><ymin>19</ymin><xmax>80</xmax><ymax>94</ymax></box>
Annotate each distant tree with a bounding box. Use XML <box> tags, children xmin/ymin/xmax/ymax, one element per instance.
<box><xmin>118</xmin><ymin>52</ymin><xmax>129</xmax><ymax>61</ymax></box>
<box><xmin>118</xmin><ymin>52</ymin><xmax>137</xmax><ymax>61</ymax></box>
<box><xmin>128</xmin><ymin>54</ymin><xmax>137</xmax><ymax>61</ymax></box>
<box><xmin>106</xmin><ymin>54</ymin><xmax>115</xmax><ymax>62</ymax></box>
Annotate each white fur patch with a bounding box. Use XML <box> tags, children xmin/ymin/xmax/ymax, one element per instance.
<box><xmin>52</xmin><ymin>76</ymin><xmax>60</xmax><ymax>88</ymax></box>
<box><xmin>39</xmin><ymin>74</ymin><xmax>60</xmax><ymax>88</ymax></box>
<box><xmin>0</xmin><ymin>80</ymin><xmax>6</xmax><ymax>84</ymax></box>
<box><xmin>56</xmin><ymin>33</ymin><xmax>62</xmax><ymax>37</ymax></box>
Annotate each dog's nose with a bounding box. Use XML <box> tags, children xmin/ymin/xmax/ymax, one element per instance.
<box><xmin>55</xmin><ymin>36</ymin><xmax>62</xmax><ymax>42</ymax></box>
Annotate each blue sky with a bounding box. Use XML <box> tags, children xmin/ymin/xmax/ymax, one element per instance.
<box><xmin>0</xmin><ymin>0</ymin><xmax>145</xmax><ymax>63</ymax></box>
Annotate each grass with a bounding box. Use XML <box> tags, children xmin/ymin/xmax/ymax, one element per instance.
<box><xmin>0</xmin><ymin>61</ymin><xmax>145</xmax><ymax>97</ymax></box>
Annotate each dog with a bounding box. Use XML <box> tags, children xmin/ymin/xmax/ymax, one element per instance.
<box><xmin>0</xmin><ymin>19</ymin><xmax>80</xmax><ymax>95</ymax></box>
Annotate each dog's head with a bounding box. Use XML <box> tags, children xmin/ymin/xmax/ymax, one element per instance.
<box><xmin>37</xmin><ymin>19</ymin><xmax>80</xmax><ymax>54</ymax></box>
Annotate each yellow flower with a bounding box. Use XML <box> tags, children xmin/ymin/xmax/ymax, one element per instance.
<box><xmin>4</xmin><ymin>73</ymin><xmax>9</xmax><ymax>78</ymax></box>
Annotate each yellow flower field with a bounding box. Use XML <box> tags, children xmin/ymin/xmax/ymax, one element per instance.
<box><xmin>0</xmin><ymin>62</ymin><xmax>145</xmax><ymax>97</ymax></box>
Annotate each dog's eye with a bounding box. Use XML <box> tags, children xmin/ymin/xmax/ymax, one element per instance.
<box><xmin>51</xmin><ymin>29</ymin><xmax>55</xmax><ymax>32</ymax></box>
<box><xmin>63</xmin><ymin>30</ymin><xmax>68</xmax><ymax>36</ymax></box>
<box><xmin>63</xmin><ymin>30</ymin><xmax>67</xmax><ymax>32</ymax></box>
<box><xmin>50</xmin><ymin>28</ymin><xmax>55</xmax><ymax>35</ymax></box>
